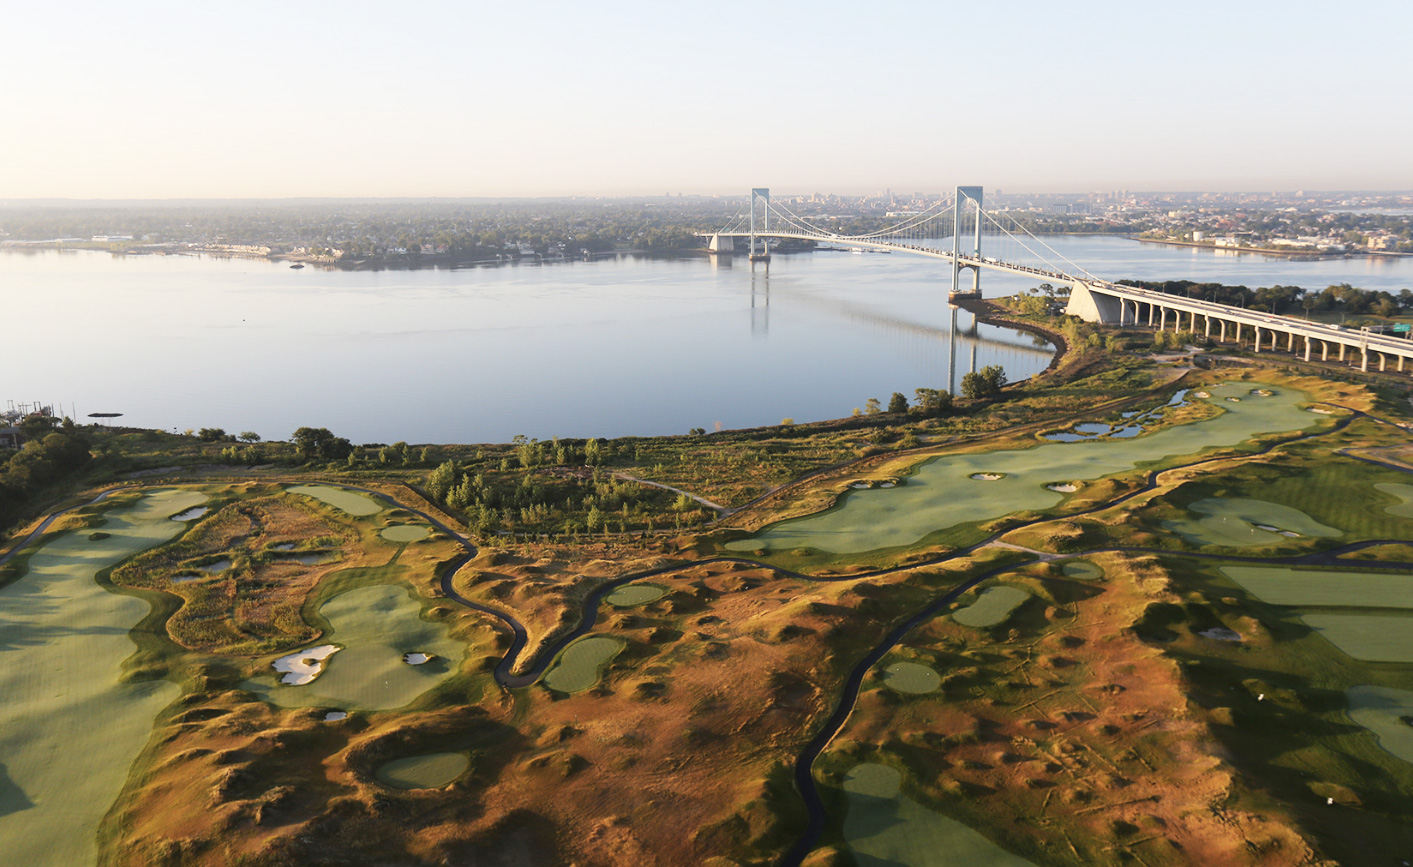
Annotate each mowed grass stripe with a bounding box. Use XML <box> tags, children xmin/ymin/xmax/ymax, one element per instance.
<box><xmin>1220</xmin><ymin>566</ymin><xmax>1413</xmax><ymax>609</ymax></box>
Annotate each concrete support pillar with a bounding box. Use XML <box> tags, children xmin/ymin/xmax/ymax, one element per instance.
<box><xmin>1322</xmin><ymin>342</ymin><xmax>1329</xmax><ymax>361</ymax></box>
<box><xmin>1287</xmin><ymin>331</ymin><xmax>1296</xmax><ymax>351</ymax></box>
<box><xmin>1304</xmin><ymin>339</ymin><xmax>1311</xmax><ymax>361</ymax></box>
<box><xmin>1205</xmin><ymin>317</ymin><xmax>1212</xmax><ymax>339</ymax></box>
<box><xmin>1400</xmin><ymin>355</ymin><xmax>1406</xmax><ymax>373</ymax></box>
<box><xmin>1235</xmin><ymin>323</ymin><xmax>1242</xmax><ymax>344</ymax></box>
<box><xmin>1270</xmin><ymin>330</ymin><xmax>1278</xmax><ymax>351</ymax></box>
<box><xmin>1220</xmin><ymin>321</ymin><xmax>1227</xmax><ymax>343</ymax></box>
<box><xmin>1361</xmin><ymin>349</ymin><xmax>1369</xmax><ymax>372</ymax></box>
<box><xmin>1380</xmin><ymin>354</ymin><xmax>1387</xmax><ymax>372</ymax></box>
<box><xmin>1191</xmin><ymin>311</ymin><xmax>1198</xmax><ymax>334</ymax></box>
<box><xmin>1254</xmin><ymin>327</ymin><xmax>1261</xmax><ymax>353</ymax></box>
<box><xmin>1339</xmin><ymin>344</ymin><xmax>1347</xmax><ymax>362</ymax></box>
<box><xmin>1148</xmin><ymin>304</ymin><xmax>1154</xmax><ymax>327</ymax></box>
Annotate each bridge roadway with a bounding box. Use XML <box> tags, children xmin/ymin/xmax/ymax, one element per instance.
<box><xmin>1070</xmin><ymin>281</ymin><xmax>1413</xmax><ymax>373</ymax></box>
<box><xmin>710</xmin><ymin>230</ymin><xmax>1413</xmax><ymax>375</ymax></box>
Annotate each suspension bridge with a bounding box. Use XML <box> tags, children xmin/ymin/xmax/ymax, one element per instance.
<box><xmin>704</xmin><ymin>187</ymin><xmax>1413</xmax><ymax>383</ymax></box>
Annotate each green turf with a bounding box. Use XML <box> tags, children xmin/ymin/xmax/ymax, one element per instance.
<box><xmin>1346</xmin><ymin>685</ymin><xmax>1413</xmax><ymax>766</ymax></box>
<box><xmin>726</xmin><ymin>382</ymin><xmax>1321</xmax><ymax>555</ymax></box>
<box><xmin>286</xmin><ymin>484</ymin><xmax>383</xmax><ymax>516</ymax></box>
<box><xmin>0</xmin><ymin>488</ymin><xmax>205</xmax><ymax>867</ymax></box>
<box><xmin>374</xmin><ymin>752</ymin><xmax>469</xmax><ymax>789</ymax></box>
<box><xmin>605</xmin><ymin>584</ymin><xmax>667</xmax><ymax>606</ymax></box>
<box><xmin>1164</xmin><ymin>497</ymin><xmax>1343</xmax><ymax>547</ymax></box>
<box><xmin>243</xmin><ymin>583</ymin><xmax>463</xmax><ymax>710</ymax></box>
<box><xmin>1220</xmin><ymin>566</ymin><xmax>1413</xmax><ymax>609</ymax></box>
<box><xmin>881</xmin><ymin>661</ymin><xmax>941</xmax><ymax>694</ymax></box>
<box><xmin>1374</xmin><ymin>483</ymin><xmax>1413</xmax><ymax>520</ymax></box>
<box><xmin>1301</xmin><ymin>613</ymin><xmax>1413</xmax><ymax>663</ymax></box>
<box><xmin>841</xmin><ymin>763</ymin><xmax>1036</xmax><ymax>866</ymax></box>
<box><xmin>543</xmin><ymin>636</ymin><xmax>624</xmax><ymax>693</ymax></box>
<box><xmin>1060</xmin><ymin>560</ymin><xmax>1103</xmax><ymax>580</ymax></box>
<box><xmin>380</xmin><ymin>524</ymin><xmax>430</xmax><ymax>542</ymax></box>
<box><xmin>952</xmin><ymin>586</ymin><xmax>1031</xmax><ymax>628</ymax></box>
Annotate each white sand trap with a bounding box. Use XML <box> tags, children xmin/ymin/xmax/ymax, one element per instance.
<box><xmin>970</xmin><ymin>473</ymin><xmax>1004</xmax><ymax>481</ymax></box>
<box><xmin>1193</xmin><ymin>391</ymin><xmax>1211</xmax><ymax>398</ymax></box>
<box><xmin>1199</xmin><ymin>627</ymin><xmax>1242</xmax><ymax>642</ymax></box>
<box><xmin>849</xmin><ymin>482</ymin><xmax>870</xmax><ymax>489</ymax></box>
<box><xmin>403</xmin><ymin>652</ymin><xmax>432</xmax><ymax>665</ymax></box>
<box><xmin>1047</xmin><ymin>483</ymin><xmax>1078</xmax><ymax>493</ymax></box>
<box><xmin>274</xmin><ymin>645</ymin><xmax>341</xmax><ymax>685</ymax></box>
<box><xmin>878</xmin><ymin>481</ymin><xmax>897</xmax><ymax>488</ymax></box>
<box><xmin>171</xmin><ymin>507</ymin><xmax>208</xmax><ymax>522</ymax></box>
<box><xmin>324</xmin><ymin>711</ymin><xmax>348</xmax><ymax>721</ymax></box>
<box><xmin>1226</xmin><ymin>397</ymin><xmax>1242</xmax><ymax>402</ymax></box>
<box><xmin>1251</xmin><ymin>388</ymin><xmax>1274</xmax><ymax>397</ymax></box>
<box><xmin>1307</xmin><ymin>406</ymin><xmax>1335</xmax><ymax>414</ymax></box>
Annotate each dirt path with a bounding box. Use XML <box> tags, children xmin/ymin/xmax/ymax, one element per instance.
<box><xmin>612</xmin><ymin>472</ymin><xmax>729</xmax><ymax>513</ymax></box>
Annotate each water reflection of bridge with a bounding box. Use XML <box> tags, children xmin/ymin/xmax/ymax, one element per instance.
<box><xmin>745</xmin><ymin>267</ymin><xmax>1053</xmax><ymax>390</ymax></box>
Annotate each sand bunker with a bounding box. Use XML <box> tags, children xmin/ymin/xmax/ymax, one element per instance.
<box><xmin>324</xmin><ymin>711</ymin><xmax>348</xmax><ymax>721</ymax></box>
<box><xmin>970</xmin><ymin>473</ymin><xmax>1004</xmax><ymax>481</ymax></box>
<box><xmin>403</xmin><ymin>652</ymin><xmax>432</xmax><ymax>665</ymax></box>
<box><xmin>1199</xmin><ymin>627</ymin><xmax>1242</xmax><ymax>641</ymax></box>
<box><xmin>171</xmin><ymin>506</ymin><xmax>208</xmax><ymax>522</ymax></box>
<box><xmin>273</xmin><ymin>645</ymin><xmax>341</xmax><ymax>685</ymax></box>
<box><xmin>1046</xmin><ymin>483</ymin><xmax>1078</xmax><ymax>493</ymax></box>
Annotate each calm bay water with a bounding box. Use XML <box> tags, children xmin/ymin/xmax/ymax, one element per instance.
<box><xmin>6</xmin><ymin>238</ymin><xmax>1412</xmax><ymax>444</ymax></box>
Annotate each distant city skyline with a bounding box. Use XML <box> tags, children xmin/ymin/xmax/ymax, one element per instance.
<box><xmin>5</xmin><ymin>0</ymin><xmax>1411</xmax><ymax>199</ymax></box>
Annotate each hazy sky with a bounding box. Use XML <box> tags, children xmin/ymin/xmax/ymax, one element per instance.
<box><xmin>4</xmin><ymin>0</ymin><xmax>1410</xmax><ymax>198</ymax></box>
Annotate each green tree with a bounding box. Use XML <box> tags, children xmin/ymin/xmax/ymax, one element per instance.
<box><xmin>291</xmin><ymin>427</ymin><xmax>353</xmax><ymax>461</ymax></box>
<box><xmin>238</xmin><ymin>431</ymin><xmax>261</xmax><ymax>443</ymax></box>
<box><xmin>887</xmin><ymin>392</ymin><xmax>909</xmax><ymax>414</ymax></box>
<box><xmin>864</xmin><ymin>398</ymin><xmax>882</xmax><ymax>415</ymax></box>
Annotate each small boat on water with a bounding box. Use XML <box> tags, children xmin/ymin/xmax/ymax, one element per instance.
<box><xmin>290</xmin><ymin>263</ymin><xmax>305</xmax><ymax>269</ymax></box>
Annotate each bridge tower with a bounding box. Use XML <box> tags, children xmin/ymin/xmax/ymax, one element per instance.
<box><xmin>749</xmin><ymin>188</ymin><xmax>771</xmax><ymax>261</ymax></box>
<box><xmin>949</xmin><ymin>186</ymin><xmax>984</xmax><ymax>300</ymax></box>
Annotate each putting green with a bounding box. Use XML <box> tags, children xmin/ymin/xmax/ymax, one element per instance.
<box><xmin>1165</xmin><ymin>498</ymin><xmax>1343</xmax><ymax>547</ymax></box>
<box><xmin>1302</xmin><ymin>613</ymin><xmax>1413</xmax><ymax>663</ymax></box>
<box><xmin>287</xmin><ymin>484</ymin><xmax>383</xmax><ymax>517</ymax></box>
<box><xmin>1220</xmin><ymin>566</ymin><xmax>1413</xmax><ymax>609</ymax></box>
<box><xmin>605</xmin><ymin>583</ymin><xmax>667</xmax><ymax>606</ymax></box>
<box><xmin>1061</xmin><ymin>560</ymin><xmax>1103</xmax><ymax>580</ymax></box>
<box><xmin>1374</xmin><ymin>483</ymin><xmax>1413</xmax><ymax>519</ymax></box>
<box><xmin>375</xmin><ymin>752</ymin><xmax>469</xmax><ymax>789</ymax></box>
<box><xmin>380</xmin><ymin>524</ymin><xmax>430</xmax><ymax>542</ymax></box>
<box><xmin>543</xmin><ymin>636</ymin><xmax>624</xmax><ymax>693</ymax></box>
<box><xmin>842</xmin><ymin>763</ymin><xmax>1035</xmax><ymax>866</ymax></box>
<box><xmin>0</xmin><ymin>488</ymin><xmax>205</xmax><ymax>867</ymax></box>
<box><xmin>882</xmin><ymin>661</ymin><xmax>941</xmax><ymax>694</ymax></box>
<box><xmin>727</xmin><ymin>382</ymin><xmax>1319</xmax><ymax>555</ymax></box>
<box><xmin>953</xmin><ymin>586</ymin><xmax>1030</xmax><ymax>628</ymax></box>
<box><xmin>244</xmin><ymin>583</ymin><xmax>462</xmax><ymax>710</ymax></box>
<box><xmin>1347</xmin><ymin>686</ymin><xmax>1413</xmax><ymax>765</ymax></box>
